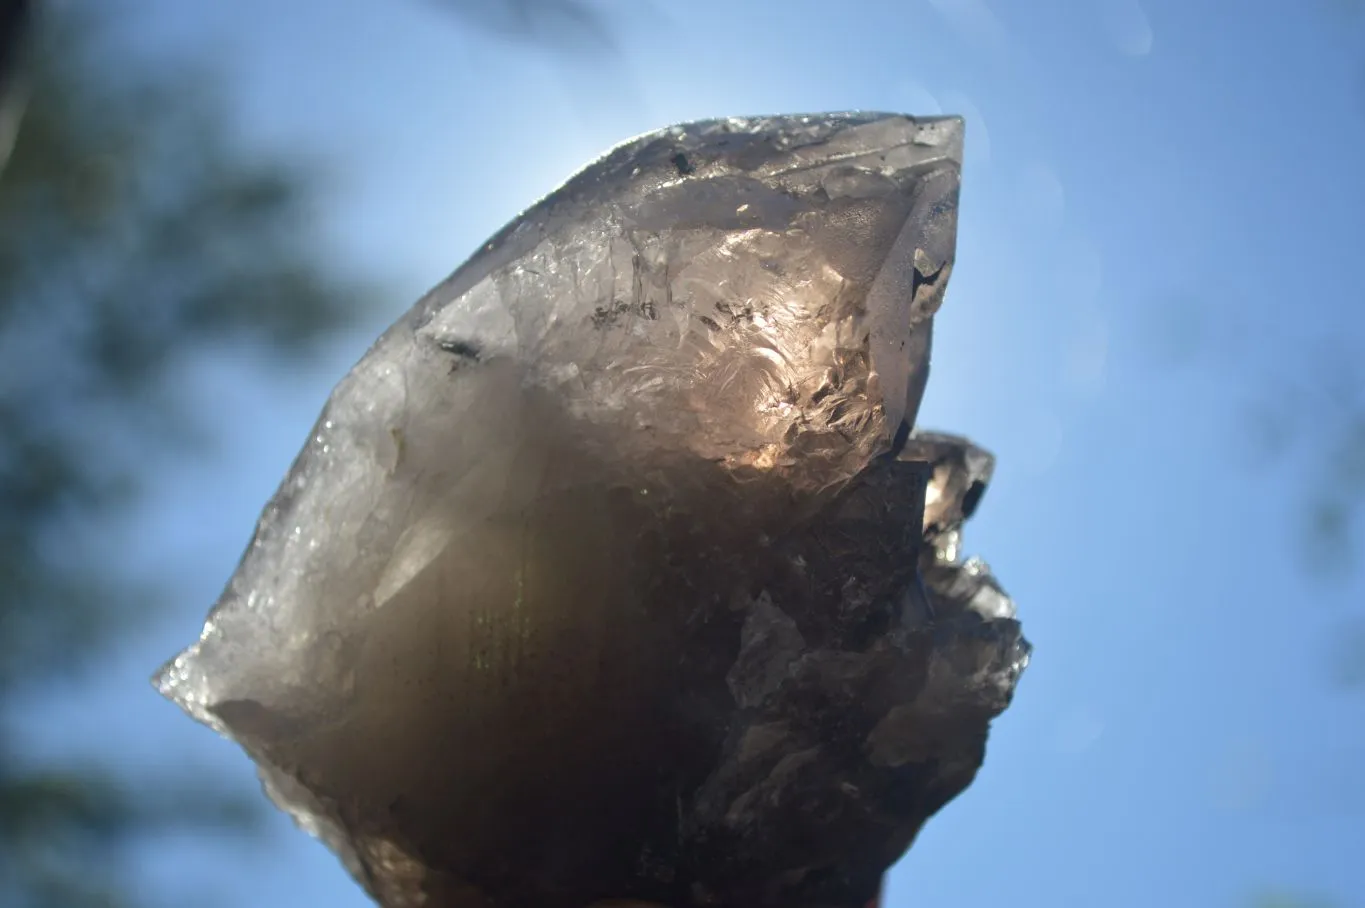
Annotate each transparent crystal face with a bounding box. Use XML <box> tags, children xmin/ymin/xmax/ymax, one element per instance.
<box><xmin>155</xmin><ymin>113</ymin><xmax>1028</xmax><ymax>908</ymax></box>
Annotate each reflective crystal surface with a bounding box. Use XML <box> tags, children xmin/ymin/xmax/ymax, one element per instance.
<box><xmin>155</xmin><ymin>113</ymin><xmax>1029</xmax><ymax>908</ymax></box>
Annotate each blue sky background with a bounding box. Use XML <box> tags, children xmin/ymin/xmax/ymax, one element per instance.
<box><xmin>15</xmin><ymin>0</ymin><xmax>1365</xmax><ymax>905</ymax></box>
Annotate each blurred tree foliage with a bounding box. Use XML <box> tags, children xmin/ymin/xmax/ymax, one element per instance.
<box><xmin>428</xmin><ymin>0</ymin><xmax>617</xmax><ymax>54</ymax></box>
<box><xmin>1152</xmin><ymin>0</ymin><xmax>1365</xmax><ymax>696</ymax></box>
<box><xmin>1305</xmin><ymin>0</ymin><xmax>1365</xmax><ymax>693</ymax></box>
<box><xmin>0</xmin><ymin>4</ymin><xmax>365</xmax><ymax>907</ymax></box>
<box><xmin>1247</xmin><ymin>353</ymin><xmax>1365</xmax><ymax>689</ymax></box>
<box><xmin>0</xmin><ymin>0</ymin><xmax>32</xmax><ymax>173</ymax></box>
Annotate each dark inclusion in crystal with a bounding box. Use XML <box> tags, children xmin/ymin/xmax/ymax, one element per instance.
<box><xmin>156</xmin><ymin>113</ymin><xmax>1030</xmax><ymax>908</ymax></box>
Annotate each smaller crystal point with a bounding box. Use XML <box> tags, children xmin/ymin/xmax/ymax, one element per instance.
<box><xmin>156</xmin><ymin>112</ymin><xmax>1027</xmax><ymax>908</ymax></box>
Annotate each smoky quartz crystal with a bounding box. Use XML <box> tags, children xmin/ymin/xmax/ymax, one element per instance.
<box><xmin>156</xmin><ymin>112</ymin><xmax>1030</xmax><ymax>908</ymax></box>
